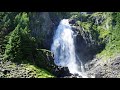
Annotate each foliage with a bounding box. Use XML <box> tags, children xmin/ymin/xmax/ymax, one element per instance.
<box><xmin>0</xmin><ymin>12</ymin><xmax>18</xmax><ymax>55</ymax></box>
<box><xmin>97</xmin><ymin>12</ymin><xmax>120</xmax><ymax>61</ymax></box>
<box><xmin>4</xmin><ymin>12</ymin><xmax>37</xmax><ymax>62</ymax></box>
<box><xmin>4</xmin><ymin>25</ymin><xmax>22</xmax><ymax>61</ymax></box>
<box><xmin>77</xmin><ymin>21</ymin><xmax>92</xmax><ymax>31</ymax></box>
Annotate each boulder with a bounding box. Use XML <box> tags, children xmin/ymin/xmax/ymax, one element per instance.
<box><xmin>54</xmin><ymin>67</ymin><xmax>71</xmax><ymax>77</ymax></box>
<box><xmin>69</xmin><ymin>19</ymin><xmax>76</xmax><ymax>24</ymax></box>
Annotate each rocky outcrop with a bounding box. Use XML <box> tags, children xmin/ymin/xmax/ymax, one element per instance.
<box><xmin>36</xmin><ymin>49</ymin><xmax>70</xmax><ymax>77</ymax></box>
<box><xmin>71</xmin><ymin>25</ymin><xmax>104</xmax><ymax>64</ymax></box>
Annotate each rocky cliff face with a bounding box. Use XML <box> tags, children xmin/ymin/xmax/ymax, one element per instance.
<box><xmin>69</xmin><ymin>12</ymin><xmax>112</xmax><ymax>64</ymax></box>
<box><xmin>29</xmin><ymin>12</ymin><xmax>70</xmax><ymax>50</ymax></box>
<box><xmin>29</xmin><ymin>12</ymin><xmax>54</xmax><ymax>49</ymax></box>
<box><xmin>73</xmin><ymin>26</ymin><xmax>104</xmax><ymax>64</ymax></box>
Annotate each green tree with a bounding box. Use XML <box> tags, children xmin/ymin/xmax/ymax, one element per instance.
<box><xmin>0</xmin><ymin>12</ymin><xmax>18</xmax><ymax>55</ymax></box>
<box><xmin>4</xmin><ymin>12</ymin><xmax>37</xmax><ymax>62</ymax></box>
<box><xmin>4</xmin><ymin>24</ymin><xmax>22</xmax><ymax>61</ymax></box>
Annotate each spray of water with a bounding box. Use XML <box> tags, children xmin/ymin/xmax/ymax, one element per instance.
<box><xmin>51</xmin><ymin>19</ymin><xmax>87</xmax><ymax>78</ymax></box>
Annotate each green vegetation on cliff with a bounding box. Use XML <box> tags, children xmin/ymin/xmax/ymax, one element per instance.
<box><xmin>97</xmin><ymin>12</ymin><xmax>120</xmax><ymax>61</ymax></box>
<box><xmin>70</xmin><ymin>12</ymin><xmax>120</xmax><ymax>62</ymax></box>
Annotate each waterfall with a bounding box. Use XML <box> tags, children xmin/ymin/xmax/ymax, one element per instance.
<box><xmin>51</xmin><ymin>19</ymin><xmax>87</xmax><ymax>78</ymax></box>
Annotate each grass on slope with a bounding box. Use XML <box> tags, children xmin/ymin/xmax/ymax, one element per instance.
<box><xmin>25</xmin><ymin>64</ymin><xmax>55</xmax><ymax>78</ymax></box>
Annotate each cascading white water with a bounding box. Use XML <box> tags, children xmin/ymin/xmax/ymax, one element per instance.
<box><xmin>51</xmin><ymin>19</ymin><xmax>87</xmax><ymax>78</ymax></box>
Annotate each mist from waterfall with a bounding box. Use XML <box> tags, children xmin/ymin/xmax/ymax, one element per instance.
<box><xmin>51</xmin><ymin>19</ymin><xmax>87</xmax><ymax>78</ymax></box>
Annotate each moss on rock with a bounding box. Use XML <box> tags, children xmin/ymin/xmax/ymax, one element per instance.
<box><xmin>0</xmin><ymin>60</ymin><xmax>55</xmax><ymax>78</ymax></box>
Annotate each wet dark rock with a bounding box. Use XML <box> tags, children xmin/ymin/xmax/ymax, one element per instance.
<box><xmin>69</xmin><ymin>19</ymin><xmax>76</xmax><ymax>24</ymax></box>
<box><xmin>73</xmin><ymin>73</ymin><xmax>82</xmax><ymax>78</ymax></box>
<box><xmin>3</xmin><ymin>69</ymin><xmax>10</xmax><ymax>75</ymax></box>
<box><xmin>63</xmin><ymin>73</ymin><xmax>82</xmax><ymax>78</ymax></box>
<box><xmin>71</xmin><ymin>23</ymin><xmax>104</xmax><ymax>63</ymax></box>
<box><xmin>54</xmin><ymin>67</ymin><xmax>71</xmax><ymax>77</ymax></box>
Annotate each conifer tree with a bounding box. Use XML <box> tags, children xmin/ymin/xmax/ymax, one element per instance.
<box><xmin>4</xmin><ymin>12</ymin><xmax>37</xmax><ymax>62</ymax></box>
